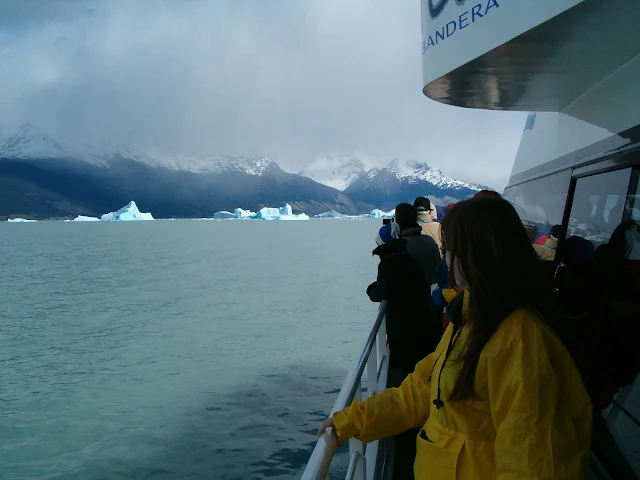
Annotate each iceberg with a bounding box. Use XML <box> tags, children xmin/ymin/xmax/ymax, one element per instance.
<box><xmin>256</xmin><ymin>207</ymin><xmax>281</xmax><ymax>220</ymax></box>
<box><xmin>365</xmin><ymin>209</ymin><xmax>395</xmax><ymax>219</ymax></box>
<box><xmin>7</xmin><ymin>218</ymin><xmax>36</xmax><ymax>222</ymax></box>
<box><xmin>72</xmin><ymin>215</ymin><xmax>101</xmax><ymax>222</ymax></box>
<box><xmin>211</xmin><ymin>203</ymin><xmax>308</xmax><ymax>221</ymax></box>
<box><xmin>234</xmin><ymin>208</ymin><xmax>255</xmax><ymax>218</ymax></box>
<box><xmin>316</xmin><ymin>210</ymin><xmax>347</xmax><ymax>218</ymax></box>
<box><xmin>315</xmin><ymin>210</ymin><xmax>363</xmax><ymax>219</ymax></box>
<box><xmin>315</xmin><ymin>209</ymin><xmax>398</xmax><ymax>220</ymax></box>
<box><xmin>278</xmin><ymin>212</ymin><xmax>310</xmax><ymax>221</ymax></box>
<box><xmin>257</xmin><ymin>203</ymin><xmax>308</xmax><ymax>220</ymax></box>
<box><xmin>209</xmin><ymin>208</ymin><xmax>255</xmax><ymax>219</ymax></box>
<box><xmin>100</xmin><ymin>201</ymin><xmax>154</xmax><ymax>221</ymax></box>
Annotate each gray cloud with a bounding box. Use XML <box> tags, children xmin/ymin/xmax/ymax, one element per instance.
<box><xmin>0</xmin><ymin>0</ymin><xmax>527</xmax><ymax>190</ymax></box>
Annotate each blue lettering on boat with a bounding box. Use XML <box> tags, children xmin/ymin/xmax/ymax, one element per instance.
<box><xmin>422</xmin><ymin>0</ymin><xmax>500</xmax><ymax>54</ymax></box>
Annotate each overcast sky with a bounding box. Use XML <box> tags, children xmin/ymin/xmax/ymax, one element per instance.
<box><xmin>0</xmin><ymin>0</ymin><xmax>527</xmax><ymax>190</ymax></box>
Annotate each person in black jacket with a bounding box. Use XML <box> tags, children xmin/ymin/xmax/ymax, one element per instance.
<box><xmin>366</xmin><ymin>222</ymin><xmax>434</xmax><ymax>377</ymax></box>
<box><xmin>366</xmin><ymin>222</ymin><xmax>433</xmax><ymax>480</ymax></box>
<box><xmin>394</xmin><ymin>203</ymin><xmax>441</xmax><ymax>295</ymax></box>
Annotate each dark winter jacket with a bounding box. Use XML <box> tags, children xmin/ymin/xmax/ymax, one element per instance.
<box><xmin>400</xmin><ymin>226</ymin><xmax>441</xmax><ymax>294</ymax></box>
<box><xmin>366</xmin><ymin>239</ymin><xmax>441</xmax><ymax>374</ymax></box>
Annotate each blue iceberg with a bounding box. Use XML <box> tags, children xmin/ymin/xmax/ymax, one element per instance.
<box><xmin>364</xmin><ymin>209</ymin><xmax>395</xmax><ymax>219</ymax></box>
<box><xmin>234</xmin><ymin>208</ymin><xmax>256</xmax><ymax>219</ymax></box>
<box><xmin>212</xmin><ymin>203</ymin><xmax>308</xmax><ymax>221</ymax></box>
<box><xmin>100</xmin><ymin>201</ymin><xmax>154</xmax><ymax>221</ymax></box>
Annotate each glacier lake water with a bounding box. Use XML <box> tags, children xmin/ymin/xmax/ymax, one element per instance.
<box><xmin>0</xmin><ymin>219</ymin><xmax>385</xmax><ymax>480</ymax></box>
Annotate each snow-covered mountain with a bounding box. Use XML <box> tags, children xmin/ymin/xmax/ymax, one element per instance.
<box><xmin>346</xmin><ymin>159</ymin><xmax>486</xmax><ymax>210</ymax></box>
<box><xmin>0</xmin><ymin>124</ymin><xmax>72</xmax><ymax>160</ymax></box>
<box><xmin>299</xmin><ymin>155</ymin><xmax>368</xmax><ymax>190</ymax></box>
<box><xmin>300</xmin><ymin>157</ymin><xmax>487</xmax><ymax>210</ymax></box>
<box><xmin>0</xmin><ymin>123</ymin><xmax>280</xmax><ymax>176</ymax></box>
<box><xmin>377</xmin><ymin>159</ymin><xmax>484</xmax><ymax>191</ymax></box>
<box><xmin>0</xmin><ymin>124</ymin><xmax>371</xmax><ymax>219</ymax></box>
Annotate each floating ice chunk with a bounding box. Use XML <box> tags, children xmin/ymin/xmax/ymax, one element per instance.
<box><xmin>256</xmin><ymin>207</ymin><xmax>280</xmax><ymax>220</ymax></box>
<box><xmin>366</xmin><ymin>209</ymin><xmax>395</xmax><ymax>219</ymax></box>
<box><xmin>316</xmin><ymin>210</ymin><xmax>364</xmax><ymax>219</ymax></box>
<box><xmin>257</xmin><ymin>203</ymin><xmax>308</xmax><ymax>220</ymax></box>
<box><xmin>316</xmin><ymin>210</ymin><xmax>346</xmax><ymax>218</ymax></box>
<box><xmin>277</xmin><ymin>213</ymin><xmax>310</xmax><ymax>221</ymax></box>
<box><xmin>210</xmin><ymin>203</ymin><xmax>307</xmax><ymax>220</ymax></box>
<box><xmin>315</xmin><ymin>211</ymin><xmax>363</xmax><ymax>219</ymax></box>
<box><xmin>7</xmin><ymin>218</ymin><xmax>36</xmax><ymax>222</ymax></box>
<box><xmin>100</xmin><ymin>201</ymin><xmax>154</xmax><ymax>221</ymax></box>
<box><xmin>234</xmin><ymin>208</ymin><xmax>256</xmax><ymax>218</ymax></box>
<box><xmin>72</xmin><ymin>215</ymin><xmax>100</xmax><ymax>222</ymax></box>
<box><xmin>213</xmin><ymin>211</ymin><xmax>235</xmax><ymax>219</ymax></box>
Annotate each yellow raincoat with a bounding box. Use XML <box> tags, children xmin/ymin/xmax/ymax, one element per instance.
<box><xmin>442</xmin><ymin>287</ymin><xmax>462</xmax><ymax>304</ymax></box>
<box><xmin>333</xmin><ymin>301</ymin><xmax>592</xmax><ymax>479</ymax></box>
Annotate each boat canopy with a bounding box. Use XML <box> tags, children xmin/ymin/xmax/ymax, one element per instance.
<box><xmin>421</xmin><ymin>0</ymin><xmax>640</xmax><ymax>112</ymax></box>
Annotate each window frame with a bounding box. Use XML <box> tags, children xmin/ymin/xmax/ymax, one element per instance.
<box><xmin>556</xmin><ymin>151</ymin><xmax>640</xmax><ymax>262</ymax></box>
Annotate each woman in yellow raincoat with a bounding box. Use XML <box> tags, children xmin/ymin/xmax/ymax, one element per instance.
<box><xmin>318</xmin><ymin>197</ymin><xmax>592</xmax><ymax>479</ymax></box>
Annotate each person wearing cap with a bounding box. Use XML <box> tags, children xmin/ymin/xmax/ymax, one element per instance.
<box><xmin>366</xmin><ymin>222</ymin><xmax>433</xmax><ymax>378</ymax></box>
<box><xmin>413</xmin><ymin>197</ymin><xmax>442</xmax><ymax>251</ymax></box>
<box><xmin>394</xmin><ymin>203</ymin><xmax>444</xmax><ymax>351</ymax></box>
<box><xmin>394</xmin><ymin>203</ymin><xmax>441</xmax><ymax>297</ymax></box>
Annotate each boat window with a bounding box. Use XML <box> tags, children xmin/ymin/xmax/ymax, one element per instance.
<box><xmin>566</xmin><ymin>168</ymin><xmax>633</xmax><ymax>247</ymax></box>
<box><xmin>503</xmin><ymin>169</ymin><xmax>571</xmax><ymax>234</ymax></box>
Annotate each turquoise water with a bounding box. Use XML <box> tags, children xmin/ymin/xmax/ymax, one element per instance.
<box><xmin>0</xmin><ymin>219</ymin><xmax>384</xmax><ymax>480</ymax></box>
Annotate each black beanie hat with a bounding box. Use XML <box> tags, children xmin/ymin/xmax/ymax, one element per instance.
<box><xmin>414</xmin><ymin>197</ymin><xmax>431</xmax><ymax>212</ymax></box>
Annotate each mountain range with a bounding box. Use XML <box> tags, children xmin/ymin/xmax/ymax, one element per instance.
<box><xmin>300</xmin><ymin>156</ymin><xmax>486</xmax><ymax>210</ymax></box>
<box><xmin>0</xmin><ymin>124</ymin><xmax>487</xmax><ymax>220</ymax></box>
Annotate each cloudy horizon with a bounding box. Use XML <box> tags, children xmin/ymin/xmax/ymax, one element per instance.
<box><xmin>0</xmin><ymin>0</ymin><xmax>528</xmax><ymax>191</ymax></box>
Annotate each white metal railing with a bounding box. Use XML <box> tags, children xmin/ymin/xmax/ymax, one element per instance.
<box><xmin>301</xmin><ymin>301</ymin><xmax>390</xmax><ymax>480</ymax></box>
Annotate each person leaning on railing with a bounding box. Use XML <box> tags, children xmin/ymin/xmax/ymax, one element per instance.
<box><xmin>318</xmin><ymin>197</ymin><xmax>592</xmax><ymax>480</ymax></box>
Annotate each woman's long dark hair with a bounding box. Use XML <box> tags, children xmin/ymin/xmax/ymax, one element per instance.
<box><xmin>441</xmin><ymin>197</ymin><xmax>554</xmax><ymax>401</ymax></box>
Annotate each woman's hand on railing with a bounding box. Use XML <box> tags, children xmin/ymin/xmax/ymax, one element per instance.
<box><xmin>317</xmin><ymin>417</ymin><xmax>343</xmax><ymax>447</ymax></box>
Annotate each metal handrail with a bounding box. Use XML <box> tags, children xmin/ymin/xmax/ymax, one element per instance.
<box><xmin>330</xmin><ymin>301</ymin><xmax>388</xmax><ymax>412</ymax></box>
<box><xmin>301</xmin><ymin>301</ymin><xmax>389</xmax><ymax>480</ymax></box>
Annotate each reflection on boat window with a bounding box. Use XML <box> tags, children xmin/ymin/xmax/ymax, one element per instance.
<box><xmin>607</xmin><ymin>379</ymin><xmax>640</xmax><ymax>473</ymax></box>
<box><xmin>631</xmin><ymin>178</ymin><xmax>640</xmax><ymax>222</ymax></box>
<box><xmin>567</xmin><ymin>168</ymin><xmax>633</xmax><ymax>247</ymax></box>
<box><xmin>503</xmin><ymin>169</ymin><xmax>571</xmax><ymax>233</ymax></box>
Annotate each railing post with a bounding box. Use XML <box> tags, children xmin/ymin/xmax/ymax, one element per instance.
<box><xmin>367</xmin><ymin>344</ymin><xmax>378</xmax><ymax>398</ymax></box>
<box><xmin>377</xmin><ymin>314</ymin><xmax>387</xmax><ymax>371</ymax></box>
<box><xmin>349</xmin><ymin>383</ymin><xmax>365</xmax><ymax>480</ymax></box>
